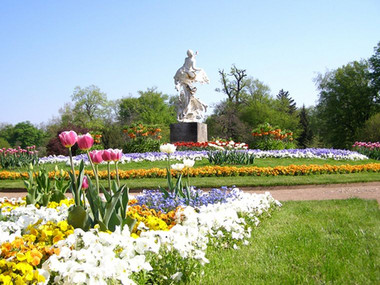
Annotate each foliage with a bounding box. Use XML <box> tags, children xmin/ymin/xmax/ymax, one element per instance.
<box><xmin>100</xmin><ymin>123</ymin><xmax>125</xmax><ymax>149</ymax></box>
<box><xmin>45</xmin><ymin>125</ymin><xmax>89</xmax><ymax>156</ymax></box>
<box><xmin>352</xmin><ymin>142</ymin><xmax>380</xmax><ymax>160</ymax></box>
<box><xmin>276</xmin><ymin>89</ymin><xmax>296</xmax><ymax>114</ymax></box>
<box><xmin>24</xmin><ymin>166</ymin><xmax>69</xmax><ymax>206</ymax></box>
<box><xmin>251</xmin><ymin>123</ymin><xmax>295</xmax><ymax>150</ymax></box>
<box><xmin>119</xmin><ymin>88</ymin><xmax>177</xmax><ymax>125</ymax></box>
<box><xmin>355</xmin><ymin>112</ymin><xmax>380</xmax><ymax>142</ymax></box>
<box><xmin>0</xmin><ymin>121</ymin><xmax>46</xmax><ymax>149</ymax></box>
<box><xmin>0</xmin><ymin>146</ymin><xmax>39</xmax><ymax>169</ymax></box>
<box><xmin>297</xmin><ymin>105</ymin><xmax>314</xmax><ymax>148</ymax></box>
<box><xmin>207</xmin><ymin>150</ymin><xmax>255</xmax><ymax>165</ymax></box>
<box><xmin>314</xmin><ymin>61</ymin><xmax>377</xmax><ymax>149</ymax></box>
<box><xmin>71</xmin><ymin>85</ymin><xmax>111</xmax><ymax>129</ymax></box>
<box><xmin>0</xmin><ymin>138</ymin><xmax>10</xmax><ymax>149</ymax></box>
<box><xmin>368</xmin><ymin>41</ymin><xmax>380</xmax><ymax>101</ymax></box>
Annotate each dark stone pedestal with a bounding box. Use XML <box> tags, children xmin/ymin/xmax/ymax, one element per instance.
<box><xmin>170</xmin><ymin>122</ymin><xmax>208</xmax><ymax>143</ymax></box>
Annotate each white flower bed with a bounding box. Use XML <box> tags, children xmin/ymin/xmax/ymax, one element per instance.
<box><xmin>0</xmin><ymin>190</ymin><xmax>280</xmax><ymax>284</ymax></box>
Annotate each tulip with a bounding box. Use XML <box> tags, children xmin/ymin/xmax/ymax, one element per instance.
<box><xmin>110</xmin><ymin>149</ymin><xmax>123</xmax><ymax>161</ymax></box>
<box><xmin>59</xmin><ymin>131</ymin><xmax>78</xmax><ymax>148</ymax></box>
<box><xmin>171</xmin><ymin>163</ymin><xmax>185</xmax><ymax>171</ymax></box>
<box><xmin>183</xmin><ymin>159</ymin><xmax>195</xmax><ymax>168</ymax></box>
<box><xmin>82</xmin><ymin>176</ymin><xmax>89</xmax><ymax>189</ymax></box>
<box><xmin>160</xmin><ymin>143</ymin><xmax>177</xmax><ymax>154</ymax></box>
<box><xmin>89</xmin><ymin>150</ymin><xmax>104</xmax><ymax>164</ymax></box>
<box><xmin>77</xmin><ymin>133</ymin><xmax>94</xmax><ymax>151</ymax></box>
<box><xmin>102</xmin><ymin>149</ymin><xmax>113</xmax><ymax>162</ymax></box>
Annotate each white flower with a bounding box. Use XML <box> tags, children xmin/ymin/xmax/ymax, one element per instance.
<box><xmin>171</xmin><ymin>272</ymin><xmax>183</xmax><ymax>282</ymax></box>
<box><xmin>160</xmin><ymin>143</ymin><xmax>177</xmax><ymax>154</ymax></box>
<box><xmin>183</xmin><ymin>159</ymin><xmax>195</xmax><ymax>168</ymax></box>
<box><xmin>171</xmin><ymin>163</ymin><xmax>185</xmax><ymax>171</ymax></box>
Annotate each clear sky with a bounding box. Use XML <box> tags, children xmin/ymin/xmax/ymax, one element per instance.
<box><xmin>0</xmin><ymin>0</ymin><xmax>379</xmax><ymax>126</ymax></box>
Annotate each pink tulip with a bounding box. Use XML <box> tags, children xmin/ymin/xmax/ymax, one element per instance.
<box><xmin>59</xmin><ymin>131</ymin><xmax>78</xmax><ymax>148</ymax></box>
<box><xmin>111</xmin><ymin>149</ymin><xmax>123</xmax><ymax>161</ymax></box>
<box><xmin>89</xmin><ymin>150</ymin><xmax>104</xmax><ymax>164</ymax></box>
<box><xmin>102</xmin><ymin>149</ymin><xmax>113</xmax><ymax>162</ymax></box>
<box><xmin>82</xmin><ymin>176</ymin><xmax>89</xmax><ymax>189</ymax></box>
<box><xmin>77</xmin><ymin>133</ymin><xmax>94</xmax><ymax>151</ymax></box>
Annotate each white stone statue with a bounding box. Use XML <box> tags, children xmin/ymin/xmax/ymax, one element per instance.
<box><xmin>174</xmin><ymin>49</ymin><xmax>210</xmax><ymax>122</ymax></box>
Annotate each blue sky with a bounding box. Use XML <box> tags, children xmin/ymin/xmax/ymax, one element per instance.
<box><xmin>0</xmin><ymin>0</ymin><xmax>379</xmax><ymax>126</ymax></box>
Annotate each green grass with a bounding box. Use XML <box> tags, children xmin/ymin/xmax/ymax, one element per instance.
<box><xmin>1</xmin><ymin>172</ymin><xmax>379</xmax><ymax>191</ymax></box>
<box><xmin>195</xmin><ymin>199</ymin><xmax>380</xmax><ymax>284</ymax></box>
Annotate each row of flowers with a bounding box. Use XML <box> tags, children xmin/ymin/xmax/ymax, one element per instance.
<box><xmin>37</xmin><ymin>148</ymin><xmax>369</xmax><ymax>167</ymax></box>
<box><xmin>0</xmin><ymin>189</ymin><xmax>280</xmax><ymax>284</ymax></box>
<box><xmin>352</xmin><ymin>141</ymin><xmax>380</xmax><ymax>160</ymax></box>
<box><xmin>174</xmin><ymin>140</ymin><xmax>248</xmax><ymax>151</ymax></box>
<box><xmin>1</xmin><ymin>163</ymin><xmax>379</xmax><ymax>180</ymax></box>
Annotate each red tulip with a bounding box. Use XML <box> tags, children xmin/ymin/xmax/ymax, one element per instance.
<box><xmin>77</xmin><ymin>133</ymin><xmax>94</xmax><ymax>151</ymax></box>
<box><xmin>59</xmin><ymin>131</ymin><xmax>78</xmax><ymax>148</ymax></box>
<box><xmin>89</xmin><ymin>150</ymin><xmax>104</xmax><ymax>164</ymax></box>
<box><xmin>82</xmin><ymin>176</ymin><xmax>89</xmax><ymax>189</ymax></box>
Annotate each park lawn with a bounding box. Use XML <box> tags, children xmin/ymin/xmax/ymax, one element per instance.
<box><xmin>195</xmin><ymin>199</ymin><xmax>380</xmax><ymax>285</ymax></box>
<box><xmin>1</xmin><ymin>172</ymin><xmax>379</xmax><ymax>191</ymax></box>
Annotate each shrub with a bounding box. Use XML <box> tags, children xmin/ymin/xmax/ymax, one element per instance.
<box><xmin>123</xmin><ymin>123</ymin><xmax>162</xmax><ymax>153</ymax></box>
<box><xmin>251</xmin><ymin>123</ymin><xmax>296</xmax><ymax>150</ymax></box>
<box><xmin>46</xmin><ymin>125</ymin><xmax>89</xmax><ymax>156</ymax></box>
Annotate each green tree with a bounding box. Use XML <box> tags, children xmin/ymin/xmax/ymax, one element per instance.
<box><xmin>119</xmin><ymin>88</ymin><xmax>176</xmax><ymax>125</ymax></box>
<box><xmin>297</xmin><ymin>105</ymin><xmax>314</xmax><ymax>148</ymax></box>
<box><xmin>276</xmin><ymin>89</ymin><xmax>297</xmax><ymax>114</ymax></box>
<box><xmin>368</xmin><ymin>41</ymin><xmax>380</xmax><ymax>102</ymax></box>
<box><xmin>355</xmin><ymin>112</ymin><xmax>380</xmax><ymax>142</ymax></box>
<box><xmin>314</xmin><ymin>61</ymin><xmax>377</xmax><ymax>149</ymax></box>
<box><xmin>0</xmin><ymin>121</ymin><xmax>46</xmax><ymax>148</ymax></box>
<box><xmin>71</xmin><ymin>85</ymin><xmax>110</xmax><ymax>129</ymax></box>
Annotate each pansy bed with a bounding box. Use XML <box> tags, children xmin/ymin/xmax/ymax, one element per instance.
<box><xmin>0</xmin><ymin>188</ymin><xmax>280</xmax><ymax>284</ymax></box>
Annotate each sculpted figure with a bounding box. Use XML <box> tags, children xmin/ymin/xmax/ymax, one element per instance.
<box><xmin>174</xmin><ymin>50</ymin><xmax>209</xmax><ymax>122</ymax></box>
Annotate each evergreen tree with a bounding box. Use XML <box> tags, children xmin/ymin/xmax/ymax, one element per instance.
<box><xmin>276</xmin><ymin>89</ymin><xmax>297</xmax><ymax>114</ymax></box>
<box><xmin>298</xmin><ymin>105</ymin><xmax>313</xmax><ymax>148</ymax></box>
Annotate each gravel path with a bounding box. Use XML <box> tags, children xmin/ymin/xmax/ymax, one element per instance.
<box><xmin>1</xmin><ymin>182</ymin><xmax>379</xmax><ymax>203</ymax></box>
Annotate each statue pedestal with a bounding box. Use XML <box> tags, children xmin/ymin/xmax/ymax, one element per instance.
<box><xmin>170</xmin><ymin>122</ymin><xmax>208</xmax><ymax>143</ymax></box>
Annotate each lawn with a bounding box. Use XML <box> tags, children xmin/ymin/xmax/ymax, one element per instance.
<box><xmin>196</xmin><ymin>199</ymin><xmax>380</xmax><ymax>284</ymax></box>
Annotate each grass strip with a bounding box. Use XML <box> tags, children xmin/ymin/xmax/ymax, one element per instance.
<box><xmin>196</xmin><ymin>199</ymin><xmax>380</xmax><ymax>284</ymax></box>
<box><xmin>1</xmin><ymin>172</ymin><xmax>379</xmax><ymax>191</ymax></box>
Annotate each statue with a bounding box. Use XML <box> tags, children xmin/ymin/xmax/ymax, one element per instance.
<box><xmin>174</xmin><ymin>50</ymin><xmax>210</xmax><ymax>122</ymax></box>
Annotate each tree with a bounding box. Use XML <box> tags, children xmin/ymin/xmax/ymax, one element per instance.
<box><xmin>118</xmin><ymin>88</ymin><xmax>176</xmax><ymax>126</ymax></box>
<box><xmin>0</xmin><ymin>121</ymin><xmax>46</xmax><ymax>148</ymax></box>
<box><xmin>368</xmin><ymin>41</ymin><xmax>380</xmax><ymax>102</ymax></box>
<box><xmin>71</xmin><ymin>85</ymin><xmax>110</xmax><ymax>129</ymax></box>
<box><xmin>314</xmin><ymin>61</ymin><xmax>377</xmax><ymax>149</ymax></box>
<box><xmin>276</xmin><ymin>89</ymin><xmax>297</xmax><ymax>114</ymax></box>
<box><xmin>215</xmin><ymin>65</ymin><xmax>249</xmax><ymax>104</ymax></box>
<box><xmin>297</xmin><ymin>105</ymin><xmax>314</xmax><ymax>148</ymax></box>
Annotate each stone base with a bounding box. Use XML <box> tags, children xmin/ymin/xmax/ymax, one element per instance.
<box><xmin>170</xmin><ymin>122</ymin><xmax>208</xmax><ymax>143</ymax></box>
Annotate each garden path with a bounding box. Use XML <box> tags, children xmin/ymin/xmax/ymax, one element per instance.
<box><xmin>1</xmin><ymin>182</ymin><xmax>379</xmax><ymax>203</ymax></box>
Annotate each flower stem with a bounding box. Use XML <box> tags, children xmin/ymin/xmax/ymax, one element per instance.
<box><xmin>86</xmin><ymin>151</ymin><xmax>99</xmax><ymax>194</ymax></box>
<box><xmin>107</xmin><ymin>162</ymin><xmax>111</xmax><ymax>191</ymax></box>
<box><xmin>68</xmin><ymin>147</ymin><xmax>79</xmax><ymax>205</ymax></box>
<box><xmin>115</xmin><ymin>162</ymin><xmax>120</xmax><ymax>188</ymax></box>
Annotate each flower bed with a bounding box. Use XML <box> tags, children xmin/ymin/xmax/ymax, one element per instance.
<box><xmin>0</xmin><ymin>188</ymin><xmax>280</xmax><ymax>284</ymax></box>
<box><xmin>37</xmin><ymin>148</ymin><xmax>369</xmax><ymax>166</ymax></box>
<box><xmin>1</xmin><ymin>163</ymin><xmax>379</xmax><ymax>181</ymax></box>
<box><xmin>353</xmin><ymin>142</ymin><xmax>380</xmax><ymax>160</ymax></box>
